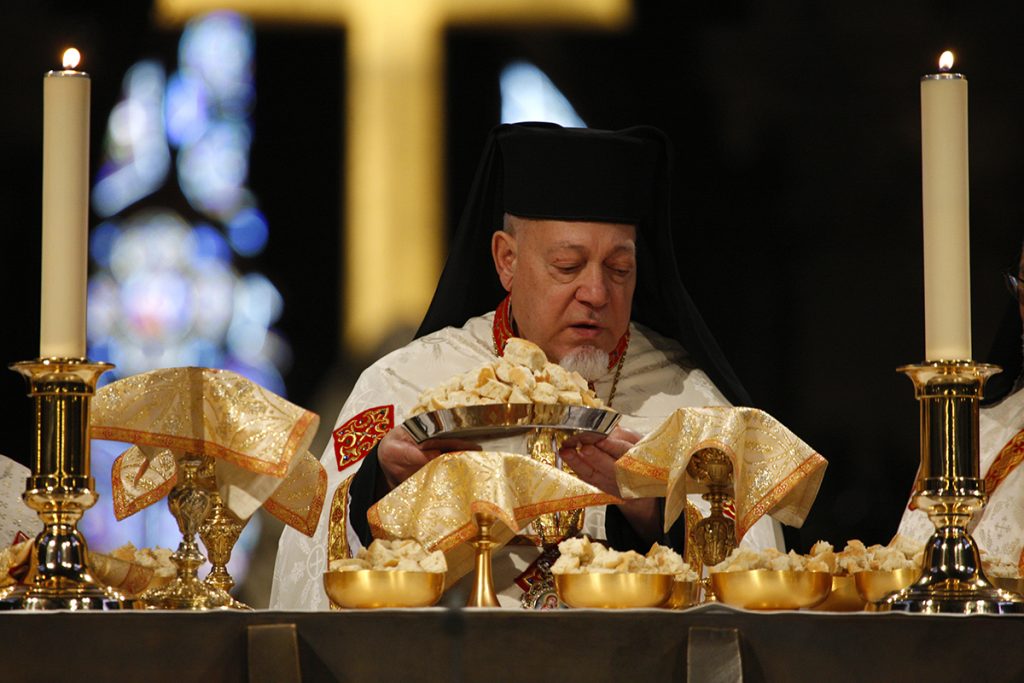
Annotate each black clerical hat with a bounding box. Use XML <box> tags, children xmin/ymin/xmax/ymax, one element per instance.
<box><xmin>499</xmin><ymin>123</ymin><xmax>658</xmax><ymax>224</ymax></box>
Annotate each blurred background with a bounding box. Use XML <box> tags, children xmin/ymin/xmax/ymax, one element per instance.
<box><xmin>2</xmin><ymin>1</ymin><xmax>1024</xmax><ymax>606</ymax></box>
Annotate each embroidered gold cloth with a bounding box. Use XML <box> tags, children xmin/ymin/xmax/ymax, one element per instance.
<box><xmin>0</xmin><ymin>541</ymin><xmax>169</xmax><ymax>599</ymax></box>
<box><xmin>367</xmin><ymin>451</ymin><xmax>619</xmax><ymax>585</ymax></box>
<box><xmin>88</xmin><ymin>551</ymin><xmax>173</xmax><ymax>598</ymax></box>
<box><xmin>616</xmin><ymin>407</ymin><xmax>827</xmax><ymax>539</ymax></box>
<box><xmin>90</xmin><ymin>367</ymin><xmax>326</xmax><ymax>535</ymax></box>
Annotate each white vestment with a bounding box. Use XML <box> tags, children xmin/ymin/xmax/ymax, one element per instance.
<box><xmin>271</xmin><ymin>311</ymin><xmax>782</xmax><ymax>610</ymax></box>
<box><xmin>895</xmin><ymin>388</ymin><xmax>1024</xmax><ymax>571</ymax></box>
<box><xmin>0</xmin><ymin>454</ymin><xmax>40</xmax><ymax>546</ymax></box>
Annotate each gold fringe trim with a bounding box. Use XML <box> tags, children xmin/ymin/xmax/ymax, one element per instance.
<box><xmin>737</xmin><ymin>452</ymin><xmax>827</xmax><ymax>539</ymax></box>
<box><xmin>92</xmin><ymin>408</ymin><xmax>317</xmax><ymax>479</ymax></box>
<box><xmin>264</xmin><ymin>464</ymin><xmax>328</xmax><ymax>537</ymax></box>
<box><xmin>615</xmin><ymin>455</ymin><xmax>668</xmax><ymax>481</ymax></box>
<box><xmin>985</xmin><ymin>428</ymin><xmax>1024</xmax><ymax>495</ymax></box>
<box><xmin>110</xmin><ymin>453</ymin><xmax>177</xmax><ymax>521</ymax></box>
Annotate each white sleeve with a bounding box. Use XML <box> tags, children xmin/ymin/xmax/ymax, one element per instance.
<box><xmin>270</xmin><ymin>362</ymin><xmax>411</xmax><ymax>610</ymax></box>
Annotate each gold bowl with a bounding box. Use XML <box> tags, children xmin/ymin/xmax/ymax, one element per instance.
<box><xmin>710</xmin><ymin>570</ymin><xmax>831</xmax><ymax>610</ymax></box>
<box><xmin>323</xmin><ymin>570</ymin><xmax>445</xmax><ymax>609</ymax></box>
<box><xmin>662</xmin><ymin>579</ymin><xmax>701</xmax><ymax>609</ymax></box>
<box><xmin>853</xmin><ymin>568</ymin><xmax>920</xmax><ymax>604</ymax></box>
<box><xmin>990</xmin><ymin>577</ymin><xmax>1024</xmax><ymax>595</ymax></box>
<box><xmin>554</xmin><ymin>572</ymin><xmax>673</xmax><ymax>609</ymax></box>
<box><xmin>809</xmin><ymin>574</ymin><xmax>866</xmax><ymax>612</ymax></box>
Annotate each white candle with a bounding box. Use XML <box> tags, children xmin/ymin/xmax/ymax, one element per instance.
<box><xmin>40</xmin><ymin>48</ymin><xmax>90</xmax><ymax>359</ymax></box>
<box><xmin>921</xmin><ymin>50</ymin><xmax>971</xmax><ymax>361</ymax></box>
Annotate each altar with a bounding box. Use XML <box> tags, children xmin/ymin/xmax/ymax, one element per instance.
<box><xmin>6</xmin><ymin>606</ymin><xmax>1023</xmax><ymax>683</ymax></box>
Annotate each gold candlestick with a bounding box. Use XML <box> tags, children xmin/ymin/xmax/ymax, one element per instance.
<box><xmin>886</xmin><ymin>361</ymin><xmax>1024</xmax><ymax>613</ymax></box>
<box><xmin>0</xmin><ymin>358</ymin><xmax>121</xmax><ymax>610</ymax></box>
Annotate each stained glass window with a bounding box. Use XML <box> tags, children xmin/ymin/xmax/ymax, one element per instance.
<box><xmin>84</xmin><ymin>12</ymin><xmax>286</xmax><ymax>585</ymax></box>
<box><xmin>500</xmin><ymin>61</ymin><xmax>585</xmax><ymax>127</ymax></box>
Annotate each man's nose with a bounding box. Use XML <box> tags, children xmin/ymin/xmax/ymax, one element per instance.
<box><xmin>575</xmin><ymin>266</ymin><xmax>609</xmax><ymax>307</ymax></box>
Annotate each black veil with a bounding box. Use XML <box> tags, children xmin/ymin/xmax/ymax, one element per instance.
<box><xmin>416</xmin><ymin>122</ymin><xmax>751</xmax><ymax>406</ymax></box>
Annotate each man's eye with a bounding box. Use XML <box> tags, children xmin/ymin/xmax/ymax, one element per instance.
<box><xmin>554</xmin><ymin>264</ymin><xmax>582</xmax><ymax>274</ymax></box>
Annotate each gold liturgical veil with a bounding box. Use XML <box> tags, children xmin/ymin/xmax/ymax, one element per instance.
<box><xmin>367</xmin><ymin>450</ymin><xmax>619</xmax><ymax>586</ymax></box>
<box><xmin>90</xmin><ymin>367</ymin><xmax>326</xmax><ymax>535</ymax></box>
<box><xmin>616</xmin><ymin>407</ymin><xmax>827</xmax><ymax>539</ymax></box>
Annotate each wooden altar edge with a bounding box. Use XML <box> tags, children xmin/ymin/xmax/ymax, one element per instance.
<box><xmin>0</xmin><ymin>607</ymin><xmax>1021</xmax><ymax>682</ymax></box>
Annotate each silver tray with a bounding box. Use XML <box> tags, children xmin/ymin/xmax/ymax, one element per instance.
<box><xmin>402</xmin><ymin>403</ymin><xmax>620</xmax><ymax>444</ymax></box>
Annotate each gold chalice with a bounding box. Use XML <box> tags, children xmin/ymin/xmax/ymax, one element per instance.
<box><xmin>684</xmin><ymin>447</ymin><xmax>738</xmax><ymax>606</ymax></box>
<box><xmin>686</xmin><ymin>448</ymin><xmax>737</xmax><ymax>570</ymax></box>
<box><xmin>136</xmin><ymin>454</ymin><xmax>233</xmax><ymax>610</ymax></box>
<box><xmin>554</xmin><ymin>572</ymin><xmax>673</xmax><ymax>609</ymax></box>
<box><xmin>323</xmin><ymin>570</ymin><xmax>444</xmax><ymax>609</ymax></box>
<box><xmin>196</xmin><ymin>457</ymin><xmax>250</xmax><ymax>609</ymax></box>
<box><xmin>711</xmin><ymin>569</ymin><xmax>831</xmax><ymax>610</ymax></box>
<box><xmin>529</xmin><ymin>426</ymin><xmax>585</xmax><ymax>550</ymax></box>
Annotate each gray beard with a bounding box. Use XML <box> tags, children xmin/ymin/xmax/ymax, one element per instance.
<box><xmin>558</xmin><ymin>345</ymin><xmax>610</xmax><ymax>382</ymax></box>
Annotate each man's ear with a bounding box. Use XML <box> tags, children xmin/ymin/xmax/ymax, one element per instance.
<box><xmin>492</xmin><ymin>230</ymin><xmax>517</xmax><ymax>292</ymax></box>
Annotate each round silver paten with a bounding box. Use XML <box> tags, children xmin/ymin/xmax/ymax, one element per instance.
<box><xmin>402</xmin><ymin>404</ymin><xmax>620</xmax><ymax>444</ymax></box>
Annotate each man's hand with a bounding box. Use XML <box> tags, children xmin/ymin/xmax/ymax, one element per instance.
<box><xmin>559</xmin><ymin>426</ymin><xmax>662</xmax><ymax>543</ymax></box>
<box><xmin>559</xmin><ymin>426</ymin><xmax>639</xmax><ymax>497</ymax></box>
<box><xmin>377</xmin><ymin>427</ymin><xmax>481</xmax><ymax>491</ymax></box>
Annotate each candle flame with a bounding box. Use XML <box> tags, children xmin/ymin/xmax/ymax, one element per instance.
<box><xmin>62</xmin><ymin>48</ymin><xmax>81</xmax><ymax>70</ymax></box>
<box><xmin>938</xmin><ymin>50</ymin><xmax>955</xmax><ymax>71</ymax></box>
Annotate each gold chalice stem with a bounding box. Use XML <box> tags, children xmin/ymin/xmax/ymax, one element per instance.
<box><xmin>467</xmin><ymin>512</ymin><xmax>500</xmax><ymax>607</ymax></box>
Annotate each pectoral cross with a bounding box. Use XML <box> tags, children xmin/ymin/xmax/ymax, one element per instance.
<box><xmin>155</xmin><ymin>0</ymin><xmax>630</xmax><ymax>355</ymax></box>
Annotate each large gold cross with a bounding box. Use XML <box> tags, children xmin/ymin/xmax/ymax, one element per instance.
<box><xmin>155</xmin><ymin>0</ymin><xmax>630</xmax><ymax>355</ymax></box>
